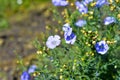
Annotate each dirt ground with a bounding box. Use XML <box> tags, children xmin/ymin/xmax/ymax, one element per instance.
<box><xmin>0</xmin><ymin>3</ymin><xmax>52</xmax><ymax>80</ymax></box>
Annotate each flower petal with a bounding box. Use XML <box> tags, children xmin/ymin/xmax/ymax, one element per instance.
<box><xmin>52</xmin><ymin>0</ymin><xmax>68</xmax><ymax>6</ymax></box>
<box><xmin>54</xmin><ymin>35</ymin><xmax>61</xmax><ymax>40</ymax></box>
<box><xmin>48</xmin><ymin>36</ymin><xmax>54</xmax><ymax>41</ymax></box>
<box><xmin>75</xmin><ymin>20</ymin><xmax>87</xmax><ymax>27</ymax></box>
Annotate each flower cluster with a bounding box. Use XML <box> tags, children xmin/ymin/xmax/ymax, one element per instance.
<box><xmin>21</xmin><ymin>65</ymin><xmax>37</xmax><ymax>80</ymax></box>
<box><xmin>75</xmin><ymin>0</ymin><xmax>109</xmax><ymax>14</ymax></box>
<box><xmin>20</xmin><ymin>0</ymin><xmax>120</xmax><ymax>79</ymax></box>
<box><xmin>63</xmin><ymin>23</ymin><xmax>76</xmax><ymax>44</ymax></box>
<box><xmin>46</xmin><ymin>23</ymin><xmax>77</xmax><ymax>49</ymax></box>
<box><xmin>45</xmin><ymin>0</ymin><xmax>118</xmax><ymax>55</ymax></box>
<box><xmin>75</xmin><ymin>1</ymin><xmax>88</xmax><ymax>14</ymax></box>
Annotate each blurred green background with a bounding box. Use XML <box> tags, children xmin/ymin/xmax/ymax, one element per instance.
<box><xmin>0</xmin><ymin>0</ymin><xmax>49</xmax><ymax>30</ymax></box>
<box><xmin>0</xmin><ymin>0</ymin><xmax>50</xmax><ymax>80</ymax></box>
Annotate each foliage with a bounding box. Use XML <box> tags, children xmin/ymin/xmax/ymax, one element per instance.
<box><xmin>20</xmin><ymin>0</ymin><xmax>120</xmax><ymax>80</ymax></box>
<box><xmin>0</xmin><ymin>18</ymin><xmax>9</xmax><ymax>30</ymax></box>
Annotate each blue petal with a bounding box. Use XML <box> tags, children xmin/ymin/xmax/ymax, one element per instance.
<box><xmin>96</xmin><ymin>0</ymin><xmax>108</xmax><ymax>7</ymax></box>
<box><xmin>28</xmin><ymin>65</ymin><xmax>37</xmax><ymax>73</ymax></box>
<box><xmin>104</xmin><ymin>17</ymin><xmax>116</xmax><ymax>25</ymax></box>
<box><xmin>21</xmin><ymin>71</ymin><xmax>31</xmax><ymax>80</ymax></box>
<box><xmin>75</xmin><ymin>20</ymin><xmax>86</xmax><ymax>27</ymax></box>
<box><xmin>66</xmin><ymin>33</ymin><xmax>76</xmax><ymax>41</ymax></box>
<box><xmin>52</xmin><ymin>0</ymin><xmax>68</xmax><ymax>6</ymax></box>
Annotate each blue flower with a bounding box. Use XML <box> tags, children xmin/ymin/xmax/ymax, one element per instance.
<box><xmin>104</xmin><ymin>17</ymin><xmax>116</xmax><ymax>25</ymax></box>
<box><xmin>83</xmin><ymin>0</ymin><xmax>93</xmax><ymax>6</ymax></box>
<box><xmin>63</xmin><ymin>23</ymin><xmax>72</xmax><ymax>35</ymax></box>
<box><xmin>21</xmin><ymin>71</ymin><xmax>31</xmax><ymax>80</ymax></box>
<box><xmin>28</xmin><ymin>65</ymin><xmax>37</xmax><ymax>74</ymax></box>
<box><xmin>75</xmin><ymin>1</ymin><xmax>88</xmax><ymax>14</ymax></box>
<box><xmin>96</xmin><ymin>0</ymin><xmax>108</xmax><ymax>7</ymax></box>
<box><xmin>52</xmin><ymin>0</ymin><xmax>68</xmax><ymax>6</ymax></box>
<box><xmin>64</xmin><ymin>32</ymin><xmax>76</xmax><ymax>44</ymax></box>
<box><xmin>75</xmin><ymin>20</ymin><xmax>87</xmax><ymax>27</ymax></box>
<box><xmin>62</xmin><ymin>23</ymin><xmax>76</xmax><ymax>44</ymax></box>
<box><xmin>46</xmin><ymin>35</ymin><xmax>61</xmax><ymax>49</ymax></box>
<box><xmin>95</xmin><ymin>41</ymin><xmax>109</xmax><ymax>55</ymax></box>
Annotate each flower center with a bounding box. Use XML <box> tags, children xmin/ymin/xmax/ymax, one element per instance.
<box><xmin>51</xmin><ymin>41</ymin><xmax>57</xmax><ymax>45</ymax></box>
<box><xmin>99</xmin><ymin>44</ymin><xmax>105</xmax><ymax>50</ymax></box>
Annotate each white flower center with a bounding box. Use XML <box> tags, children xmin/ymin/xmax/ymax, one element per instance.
<box><xmin>51</xmin><ymin>40</ymin><xmax>57</xmax><ymax>45</ymax></box>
